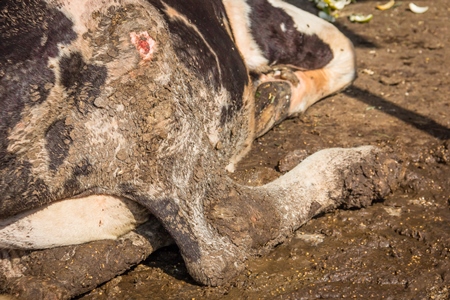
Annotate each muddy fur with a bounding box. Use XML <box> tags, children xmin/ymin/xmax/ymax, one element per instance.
<box><xmin>0</xmin><ymin>0</ymin><xmax>401</xmax><ymax>298</ymax></box>
<box><xmin>0</xmin><ymin>148</ymin><xmax>402</xmax><ymax>299</ymax></box>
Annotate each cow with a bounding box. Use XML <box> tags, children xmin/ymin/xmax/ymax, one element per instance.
<box><xmin>0</xmin><ymin>0</ymin><xmax>400</xmax><ymax>295</ymax></box>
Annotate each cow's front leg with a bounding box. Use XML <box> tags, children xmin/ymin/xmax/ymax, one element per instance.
<box><xmin>151</xmin><ymin>148</ymin><xmax>401</xmax><ymax>287</ymax></box>
<box><xmin>0</xmin><ymin>218</ymin><xmax>173</xmax><ymax>299</ymax></box>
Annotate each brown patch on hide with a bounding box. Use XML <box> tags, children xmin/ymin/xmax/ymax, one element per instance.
<box><xmin>0</xmin><ymin>161</ymin><xmax>51</xmax><ymax>218</ymax></box>
<box><xmin>59</xmin><ymin>52</ymin><xmax>107</xmax><ymax>114</ymax></box>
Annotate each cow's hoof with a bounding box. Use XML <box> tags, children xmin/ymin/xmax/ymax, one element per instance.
<box><xmin>254</xmin><ymin>81</ymin><xmax>291</xmax><ymax>136</ymax></box>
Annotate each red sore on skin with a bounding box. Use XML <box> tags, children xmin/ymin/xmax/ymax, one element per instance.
<box><xmin>130</xmin><ymin>31</ymin><xmax>156</xmax><ymax>61</ymax></box>
<box><xmin>139</xmin><ymin>40</ymin><xmax>150</xmax><ymax>54</ymax></box>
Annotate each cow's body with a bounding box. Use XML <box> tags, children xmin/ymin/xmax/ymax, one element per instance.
<box><xmin>0</xmin><ymin>0</ymin><xmax>396</xmax><ymax>289</ymax></box>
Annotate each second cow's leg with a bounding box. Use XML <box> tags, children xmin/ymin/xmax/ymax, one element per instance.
<box><xmin>224</xmin><ymin>0</ymin><xmax>356</xmax><ymax>136</ymax></box>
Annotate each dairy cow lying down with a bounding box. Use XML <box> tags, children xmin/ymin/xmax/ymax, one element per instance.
<box><xmin>0</xmin><ymin>0</ymin><xmax>400</xmax><ymax>297</ymax></box>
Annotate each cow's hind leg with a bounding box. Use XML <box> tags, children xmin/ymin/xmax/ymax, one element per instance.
<box><xmin>224</xmin><ymin>0</ymin><xmax>356</xmax><ymax>136</ymax></box>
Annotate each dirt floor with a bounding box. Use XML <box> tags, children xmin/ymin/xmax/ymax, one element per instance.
<box><xmin>80</xmin><ymin>1</ymin><xmax>450</xmax><ymax>299</ymax></box>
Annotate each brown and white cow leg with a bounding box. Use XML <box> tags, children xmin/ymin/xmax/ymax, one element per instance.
<box><xmin>224</xmin><ymin>0</ymin><xmax>356</xmax><ymax>135</ymax></box>
<box><xmin>267</xmin><ymin>0</ymin><xmax>356</xmax><ymax>114</ymax></box>
<box><xmin>0</xmin><ymin>218</ymin><xmax>173</xmax><ymax>300</ymax></box>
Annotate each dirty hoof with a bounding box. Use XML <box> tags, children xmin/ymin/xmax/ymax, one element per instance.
<box><xmin>255</xmin><ymin>81</ymin><xmax>291</xmax><ymax>136</ymax></box>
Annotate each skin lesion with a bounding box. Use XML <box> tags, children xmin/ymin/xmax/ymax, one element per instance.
<box><xmin>129</xmin><ymin>31</ymin><xmax>157</xmax><ymax>61</ymax></box>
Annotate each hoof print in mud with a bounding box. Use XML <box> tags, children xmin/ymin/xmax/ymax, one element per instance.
<box><xmin>0</xmin><ymin>0</ymin><xmax>399</xmax><ymax>299</ymax></box>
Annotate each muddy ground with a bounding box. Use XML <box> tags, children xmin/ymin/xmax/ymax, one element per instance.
<box><xmin>79</xmin><ymin>1</ymin><xmax>450</xmax><ymax>299</ymax></box>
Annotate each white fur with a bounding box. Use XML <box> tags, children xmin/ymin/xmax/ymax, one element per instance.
<box><xmin>0</xmin><ymin>195</ymin><xmax>148</xmax><ymax>249</ymax></box>
<box><xmin>222</xmin><ymin>0</ymin><xmax>269</xmax><ymax>71</ymax></box>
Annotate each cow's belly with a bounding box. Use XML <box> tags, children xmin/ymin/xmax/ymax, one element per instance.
<box><xmin>0</xmin><ymin>195</ymin><xmax>149</xmax><ymax>249</ymax></box>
